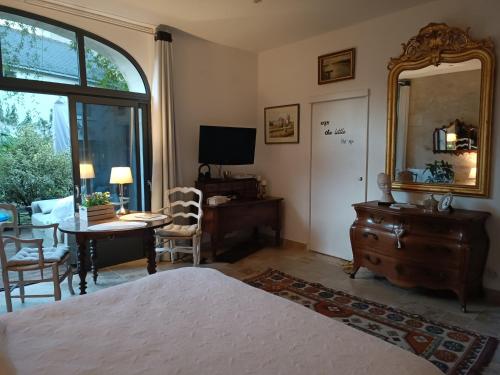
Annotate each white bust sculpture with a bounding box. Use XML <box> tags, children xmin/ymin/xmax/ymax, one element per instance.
<box><xmin>377</xmin><ymin>172</ymin><xmax>395</xmax><ymax>204</ymax></box>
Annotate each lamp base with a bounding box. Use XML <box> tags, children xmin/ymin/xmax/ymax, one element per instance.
<box><xmin>116</xmin><ymin>206</ymin><xmax>129</xmax><ymax>215</ymax></box>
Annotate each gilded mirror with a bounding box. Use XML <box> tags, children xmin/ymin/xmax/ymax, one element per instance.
<box><xmin>386</xmin><ymin>23</ymin><xmax>495</xmax><ymax>196</ymax></box>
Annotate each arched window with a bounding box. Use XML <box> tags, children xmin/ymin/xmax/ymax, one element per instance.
<box><xmin>0</xmin><ymin>10</ymin><xmax>80</xmax><ymax>85</ymax></box>
<box><xmin>0</xmin><ymin>6</ymin><xmax>151</xmax><ymax>215</ymax></box>
<box><xmin>84</xmin><ymin>36</ymin><xmax>146</xmax><ymax>93</ymax></box>
<box><xmin>0</xmin><ymin>7</ymin><xmax>150</xmax><ymax>96</ymax></box>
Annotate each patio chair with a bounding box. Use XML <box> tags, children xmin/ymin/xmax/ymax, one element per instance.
<box><xmin>0</xmin><ymin>204</ymin><xmax>74</xmax><ymax>313</ymax></box>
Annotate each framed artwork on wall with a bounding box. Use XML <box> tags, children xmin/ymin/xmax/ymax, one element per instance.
<box><xmin>264</xmin><ymin>103</ymin><xmax>300</xmax><ymax>144</ymax></box>
<box><xmin>318</xmin><ymin>48</ymin><xmax>356</xmax><ymax>85</ymax></box>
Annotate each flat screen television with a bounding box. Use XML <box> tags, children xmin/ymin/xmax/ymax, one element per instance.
<box><xmin>198</xmin><ymin>125</ymin><xmax>256</xmax><ymax>165</ymax></box>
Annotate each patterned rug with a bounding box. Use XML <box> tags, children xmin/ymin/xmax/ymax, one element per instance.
<box><xmin>245</xmin><ymin>269</ymin><xmax>498</xmax><ymax>375</ymax></box>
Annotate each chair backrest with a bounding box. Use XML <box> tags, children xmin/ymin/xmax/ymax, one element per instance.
<box><xmin>0</xmin><ymin>203</ymin><xmax>19</xmax><ymax>236</ymax></box>
<box><xmin>0</xmin><ymin>233</ymin><xmax>10</xmax><ymax>273</ymax></box>
<box><xmin>164</xmin><ymin>187</ymin><xmax>203</xmax><ymax>226</ymax></box>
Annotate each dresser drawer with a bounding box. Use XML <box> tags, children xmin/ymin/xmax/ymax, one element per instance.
<box><xmin>403</xmin><ymin>217</ymin><xmax>462</xmax><ymax>240</ymax></box>
<box><xmin>352</xmin><ymin>227</ymin><xmax>396</xmax><ymax>253</ymax></box>
<box><xmin>352</xmin><ymin>227</ymin><xmax>461</xmax><ymax>268</ymax></box>
<box><xmin>355</xmin><ymin>209</ymin><xmax>398</xmax><ymax>232</ymax></box>
<box><xmin>400</xmin><ymin>237</ymin><xmax>462</xmax><ymax>268</ymax></box>
<box><xmin>358</xmin><ymin>250</ymin><xmax>460</xmax><ymax>289</ymax></box>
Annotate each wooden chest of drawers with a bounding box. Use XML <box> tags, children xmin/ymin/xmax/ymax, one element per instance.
<box><xmin>350</xmin><ymin>201</ymin><xmax>490</xmax><ymax>312</ymax></box>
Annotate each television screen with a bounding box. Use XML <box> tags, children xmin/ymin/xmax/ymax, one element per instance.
<box><xmin>198</xmin><ymin>125</ymin><xmax>256</xmax><ymax>165</ymax></box>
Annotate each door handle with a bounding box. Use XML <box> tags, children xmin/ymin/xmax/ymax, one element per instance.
<box><xmin>74</xmin><ymin>185</ymin><xmax>80</xmax><ymax>198</ymax></box>
<box><xmin>358</xmin><ymin>177</ymin><xmax>363</xmax><ymax>181</ymax></box>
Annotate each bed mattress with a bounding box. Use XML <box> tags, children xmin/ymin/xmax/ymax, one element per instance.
<box><xmin>0</xmin><ymin>267</ymin><xmax>441</xmax><ymax>375</ymax></box>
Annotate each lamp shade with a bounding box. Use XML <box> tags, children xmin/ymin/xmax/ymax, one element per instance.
<box><xmin>110</xmin><ymin>167</ymin><xmax>133</xmax><ymax>184</ymax></box>
<box><xmin>79</xmin><ymin>163</ymin><xmax>95</xmax><ymax>179</ymax></box>
<box><xmin>446</xmin><ymin>133</ymin><xmax>457</xmax><ymax>142</ymax></box>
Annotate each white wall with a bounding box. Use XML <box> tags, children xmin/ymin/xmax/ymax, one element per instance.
<box><xmin>256</xmin><ymin>0</ymin><xmax>500</xmax><ymax>291</ymax></box>
<box><xmin>171</xmin><ymin>30</ymin><xmax>257</xmax><ymax>185</ymax></box>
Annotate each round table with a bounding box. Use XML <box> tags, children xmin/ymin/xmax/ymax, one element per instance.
<box><xmin>59</xmin><ymin>214</ymin><xmax>172</xmax><ymax>295</ymax></box>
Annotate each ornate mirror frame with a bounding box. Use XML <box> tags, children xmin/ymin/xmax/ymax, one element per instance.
<box><xmin>386</xmin><ymin>23</ymin><xmax>495</xmax><ymax>197</ymax></box>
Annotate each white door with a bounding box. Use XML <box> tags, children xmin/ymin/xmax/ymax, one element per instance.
<box><xmin>310</xmin><ymin>94</ymin><xmax>368</xmax><ymax>260</ymax></box>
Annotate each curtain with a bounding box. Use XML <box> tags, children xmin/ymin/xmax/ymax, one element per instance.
<box><xmin>151</xmin><ymin>26</ymin><xmax>179</xmax><ymax>210</ymax></box>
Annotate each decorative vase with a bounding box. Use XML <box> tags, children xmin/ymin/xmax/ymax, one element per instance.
<box><xmin>423</xmin><ymin>194</ymin><xmax>438</xmax><ymax>212</ymax></box>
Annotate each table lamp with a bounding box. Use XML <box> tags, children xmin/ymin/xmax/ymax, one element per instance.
<box><xmin>446</xmin><ymin>132</ymin><xmax>457</xmax><ymax>150</ymax></box>
<box><xmin>79</xmin><ymin>162</ymin><xmax>95</xmax><ymax>197</ymax></box>
<box><xmin>110</xmin><ymin>167</ymin><xmax>133</xmax><ymax>215</ymax></box>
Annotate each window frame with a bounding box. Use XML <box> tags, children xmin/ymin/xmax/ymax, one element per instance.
<box><xmin>0</xmin><ymin>5</ymin><xmax>152</xmax><ymax>210</ymax></box>
<box><xmin>0</xmin><ymin>5</ymin><xmax>151</xmax><ymax>100</ymax></box>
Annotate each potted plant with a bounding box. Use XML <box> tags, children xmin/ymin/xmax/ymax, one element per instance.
<box><xmin>424</xmin><ymin>160</ymin><xmax>455</xmax><ymax>184</ymax></box>
<box><xmin>79</xmin><ymin>192</ymin><xmax>116</xmax><ymax>222</ymax></box>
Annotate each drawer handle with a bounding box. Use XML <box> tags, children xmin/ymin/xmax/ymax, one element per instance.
<box><xmin>369</xmin><ymin>214</ymin><xmax>384</xmax><ymax>224</ymax></box>
<box><xmin>364</xmin><ymin>254</ymin><xmax>381</xmax><ymax>265</ymax></box>
<box><xmin>394</xmin><ymin>224</ymin><xmax>405</xmax><ymax>249</ymax></box>
<box><xmin>363</xmin><ymin>232</ymin><xmax>379</xmax><ymax>240</ymax></box>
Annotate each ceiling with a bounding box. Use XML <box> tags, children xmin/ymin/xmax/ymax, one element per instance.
<box><xmin>36</xmin><ymin>0</ymin><xmax>436</xmax><ymax>51</ymax></box>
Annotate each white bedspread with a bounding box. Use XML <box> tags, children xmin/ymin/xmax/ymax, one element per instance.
<box><xmin>0</xmin><ymin>268</ymin><xmax>441</xmax><ymax>375</ymax></box>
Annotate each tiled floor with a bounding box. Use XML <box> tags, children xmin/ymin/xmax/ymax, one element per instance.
<box><xmin>1</xmin><ymin>243</ymin><xmax>499</xmax><ymax>373</ymax></box>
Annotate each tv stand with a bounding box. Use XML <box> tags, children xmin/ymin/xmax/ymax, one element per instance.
<box><xmin>195</xmin><ymin>178</ymin><xmax>283</xmax><ymax>261</ymax></box>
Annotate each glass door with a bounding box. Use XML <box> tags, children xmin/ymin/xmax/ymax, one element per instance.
<box><xmin>69</xmin><ymin>97</ymin><xmax>150</xmax><ymax>212</ymax></box>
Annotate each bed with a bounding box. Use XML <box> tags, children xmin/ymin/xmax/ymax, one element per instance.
<box><xmin>0</xmin><ymin>268</ymin><xmax>441</xmax><ymax>375</ymax></box>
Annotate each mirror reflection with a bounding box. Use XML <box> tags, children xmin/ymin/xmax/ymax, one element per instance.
<box><xmin>394</xmin><ymin>59</ymin><xmax>481</xmax><ymax>186</ymax></box>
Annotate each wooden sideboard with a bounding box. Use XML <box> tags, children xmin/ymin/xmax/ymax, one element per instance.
<box><xmin>350</xmin><ymin>201</ymin><xmax>490</xmax><ymax>312</ymax></box>
<box><xmin>195</xmin><ymin>178</ymin><xmax>282</xmax><ymax>261</ymax></box>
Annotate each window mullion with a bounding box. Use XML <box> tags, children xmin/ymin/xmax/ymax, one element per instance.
<box><xmin>77</xmin><ymin>32</ymin><xmax>87</xmax><ymax>87</ymax></box>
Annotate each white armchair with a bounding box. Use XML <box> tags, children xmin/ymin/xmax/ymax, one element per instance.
<box><xmin>31</xmin><ymin>196</ymin><xmax>74</xmax><ymax>246</ymax></box>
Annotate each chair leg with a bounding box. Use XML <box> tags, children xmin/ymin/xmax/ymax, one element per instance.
<box><xmin>2</xmin><ymin>272</ymin><xmax>12</xmax><ymax>313</ymax></box>
<box><xmin>52</xmin><ymin>264</ymin><xmax>62</xmax><ymax>301</ymax></box>
<box><xmin>192</xmin><ymin>236</ymin><xmax>199</xmax><ymax>266</ymax></box>
<box><xmin>18</xmin><ymin>271</ymin><xmax>25</xmax><ymax>303</ymax></box>
<box><xmin>67</xmin><ymin>262</ymin><xmax>75</xmax><ymax>296</ymax></box>
<box><xmin>170</xmin><ymin>240</ymin><xmax>176</xmax><ymax>264</ymax></box>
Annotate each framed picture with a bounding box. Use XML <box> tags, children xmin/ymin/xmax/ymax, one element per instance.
<box><xmin>318</xmin><ymin>48</ymin><xmax>356</xmax><ymax>85</ymax></box>
<box><xmin>264</xmin><ymin>104</ymin><xmax>300</xmax><ymax>144</ymax></box>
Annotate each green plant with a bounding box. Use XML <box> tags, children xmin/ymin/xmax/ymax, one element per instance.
<box><xmin>424</xmin><ymin>160</ymin><xmax>455</xmax><ymax>184</ymax></box>
<box><xmin>0</xmin><ymin>125</ymin><xmax>73</xmax><ymax>206</ymax></box>
<box><xmin>83</xmin><ymin>192</ymin><xmax>111</xmax><ymax>207</ymax></box>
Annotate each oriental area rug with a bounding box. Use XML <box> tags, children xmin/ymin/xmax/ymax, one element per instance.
<box><xmin>245</xmin><ymin>269</ymin><xmax>498</xmax><ymax>375</ymax></box>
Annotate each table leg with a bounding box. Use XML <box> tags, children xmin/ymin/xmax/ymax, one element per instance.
<box><xmin>76</xmin><ymin>235</ymin><xmax>87</xmax><ymax>295</ymax></box>
<box><xmin>144</xmin><ymin>228</ymin><xmax>157</xmax><ymax>274</ymax></box>
<box><xmin>89</xmin><ymin>239</ymin><xmax>98</xmax><ymax>284</ymax></box>
<box><xmin>274</xmin><ymin>228</ymin><xmax>281</xmax><ymax>246</ymax></box>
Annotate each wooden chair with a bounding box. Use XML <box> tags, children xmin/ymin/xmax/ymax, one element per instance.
<box><xmin>154</xmin><ymin>187</ymin><xmax>203</xmax><ymax>266</ymax></box>
<box><xmin>0</xmin><ymin>203</ymin><xmax>19</xmax><ymax>237</ymax></box>
<box><xmin>0</xmin><ymin>204</ymin><xmax>74</xmax><ymax>313</ymax></box>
